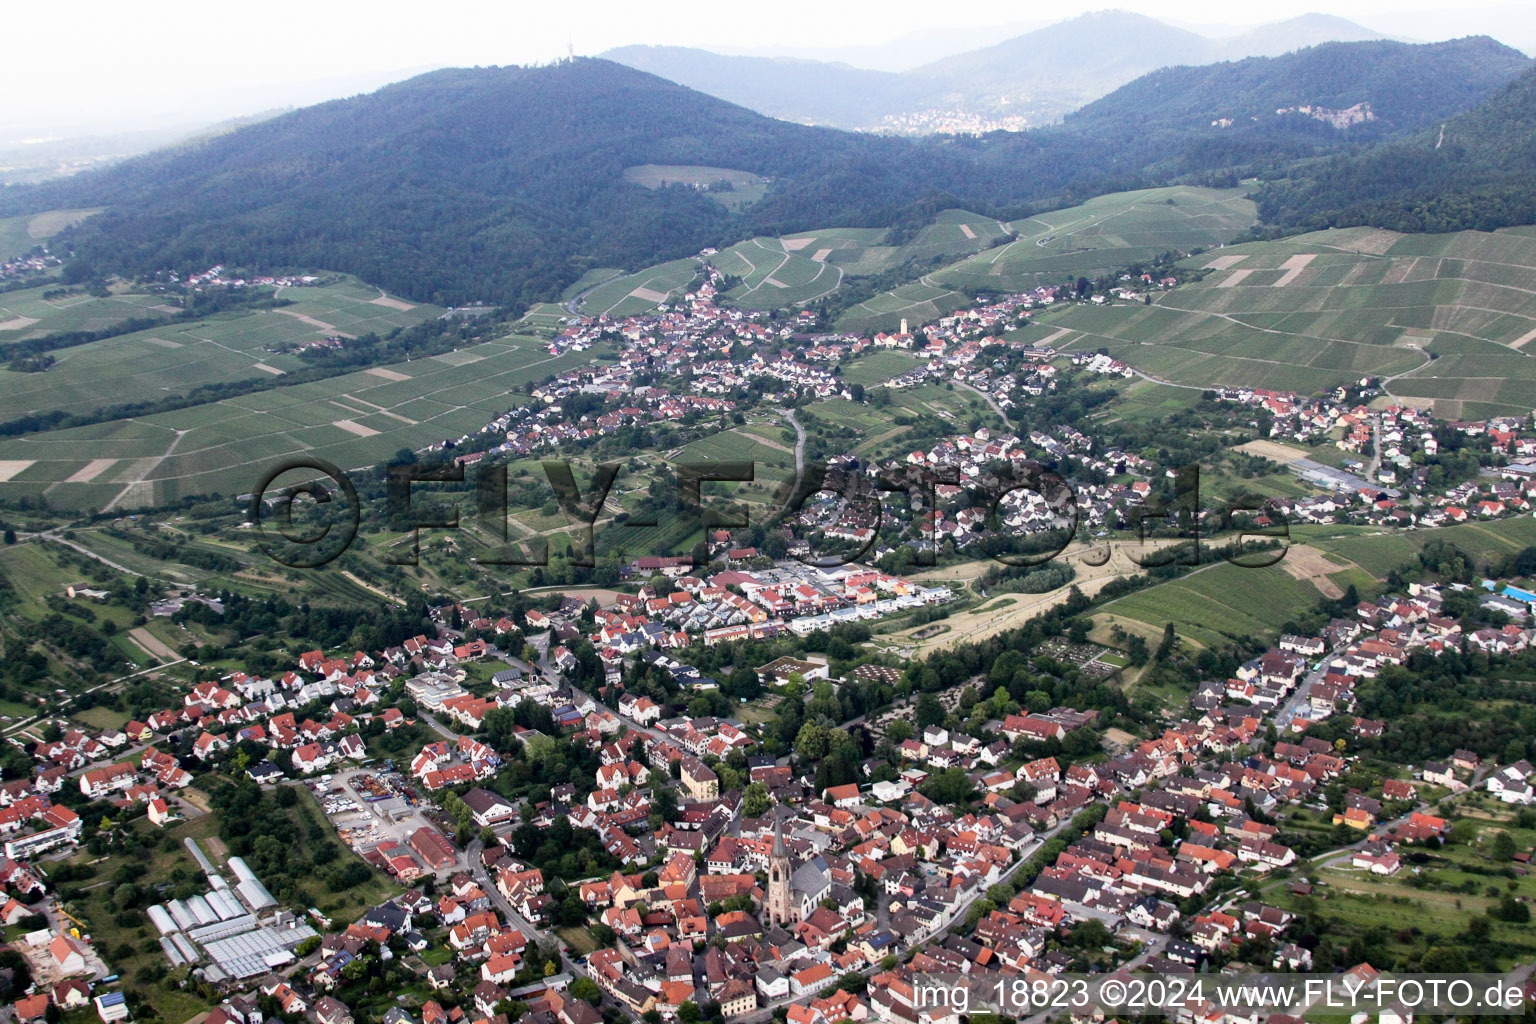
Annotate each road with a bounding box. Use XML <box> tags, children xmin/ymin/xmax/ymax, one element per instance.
<box><xmin>1274</xmin><ymin>656</ymin><xmax>1331</xmax><ymax>732</ymax></box>
<box><xmin>781</xmin><ymin>408</ymin><xmax>806</xmax><ymax>497</ymax></box>
<box><xmin>956</xmin><ymin>381</ymin><xmax>1011</xmax><ymax>424</ymax></box>
<box><xmin>18</xmin><ymin>528</ymin><xmax>147</xmax><ymax>577</ymax></box>
<box><xmin>465</xmin><ymin>838</ymin><xmax>591</xmax><ymax>992</ymax></box>
<box><xmin>1366</xmin><ymin>412</ymin><xmax>1384</xmax><ymax>483</ymax></box>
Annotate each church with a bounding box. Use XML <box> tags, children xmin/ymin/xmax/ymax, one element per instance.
<box><xmin>765</xmin><ymin>815</ymin><xmax>830</xmax><ymax>927</ymax></box>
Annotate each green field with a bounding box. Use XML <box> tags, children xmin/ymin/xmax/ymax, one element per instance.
<box><xmin>622</xmin><ymin>164</ymin><xmax>767</xmax><ymax>211</ymax></box>
<box><xmin>576</xmin><ymin>258</ymin><xmax>699</xmax><ymax>317</ymax></box>
<box><xmin>935</xmin><ymin>186</ymin><xmax>1256</xmax><ymax>294</ymax></box>
<box><xmin>1297</xmin><ymin>516</ymin><xmax>1536</xmax><ymax>578</ymax></box>
<box><xmin>1267</xmin><ymin>809</ymin><xmax>1536</xmax><ymax>973</ymax></box>
<box><xmin>518</xmin><ymin>301</ymin><xmax>575</xmax><ymax>335</ymax></box>
<box><xmin>839</xmin><ymin>349</ymin><xmax>922</xmax><ymax>387</ymax></box>
<box><xmin>837</xmin><ymin>186</ymin><xmax>1257</xmax><ymax>331</ymax></box>
<box><xmin>0</xmin><ymin>332</ymin><xmax>609</xmax><ymax>510</ymax></box>
<box><xmin>899</xmin><ymin>209</ymin><xmax>1010</xmax><ymax>262</ymax></box>
<box><xmin>0</xmin><ymin>278</ymin><xmax>439</xmax><ymax>420</ymax></box>
<box><xmin>1044</xmin><ymin>224</ymin><xmax>1536</xmax><ymax>410</ymax></box>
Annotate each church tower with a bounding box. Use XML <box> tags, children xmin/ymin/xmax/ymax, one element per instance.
<box><xmin>766</xmin><ymin>815</ymin><xmax>794</xmax><ymax>927</ymax></box>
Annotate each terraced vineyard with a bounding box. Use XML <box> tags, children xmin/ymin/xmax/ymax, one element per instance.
<box><xmin>705</xmin><ymin>237</ymin><xmax>845</xmax><ymax>309</ymax></box>
<box><xmin>0</xmin><ymin>278</ymin><xmax>440</xmax><ymax>420</ymax></box>
<box><xmin>1049</xmin><ymin>224</ymin><xmax>1536</xmax><ymax>414</ymax></box>
<box><xmin>838</xmin><ymin>186</ymin><xmax>1257</xmax><ymax>332</ymax></box>
<box><xmin>0</xmin><ymin>333</ymin><xmax>606</xmax><ymax>511</ymax></box>
<box><xmin>935</xmin><ymin>186</ymin><xmax>1257</xmax><ymax>293</ymax></box>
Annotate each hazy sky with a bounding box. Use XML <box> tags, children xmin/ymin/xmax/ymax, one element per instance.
<box><xmin>4</xmin><ymin>0</ymin><xmax>1532</xmax><ymax>140</ymax></box>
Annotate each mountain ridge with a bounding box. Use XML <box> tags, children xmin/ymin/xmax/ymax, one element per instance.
<box><xmin>1</xmin><ymin>40</ymin><xmax>1528</xmax><ymax>311</ymax></box>
<box><xmin>604</xmin><ymin>10</ymin><xmax>1399</xmax><ymax>131</ymax></box>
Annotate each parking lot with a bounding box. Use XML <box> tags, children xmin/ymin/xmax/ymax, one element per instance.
<box><xmin>308</xmin><ymin>767</ymin><xmax>467</xmax><ymax>877</ymax></box>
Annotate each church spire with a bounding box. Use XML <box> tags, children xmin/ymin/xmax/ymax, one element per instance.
<box><xmin>771</xmin><ymin>813</ymin><xmax>787</xmax><ymax>857</ymax></box>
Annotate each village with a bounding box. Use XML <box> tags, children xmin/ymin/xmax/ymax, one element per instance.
<box><xmin>3</xmin><ymin>513</ymin><xmax>1536</xmax><ymax>1024</ymax></box>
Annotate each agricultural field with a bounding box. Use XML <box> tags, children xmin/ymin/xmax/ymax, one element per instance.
<box><xmin>839</xmin><ymin>349</ymin><xmax>922</xmax><ymax>387</ymax></box>
<box><xmin>621</xmin><ymin>164</ymin><xmax>767</xmax><ymax>211</ymax></box>
<box><xmin>0</xmin><ymin>281</ymin><xmax>177</xmax><ymax>343</ymax></box>
<box><xmin>780</xmin><ymin>227</ymin><xmax>895</xmax><ymax>277</ymax></box>
<box><xmin>0</xmin><ymin>332</ymin><xmax>609</xmax><ymax>511</ymax></box>
<box><xmin>674</xmin><ymin>423</ymin><xmax>797</xmax><ymax>505</ymax></box>
<box><xmin>897</xmin><ymin>209</ymin><xmax>1011</xmax><ymax>262</ymax></box>
<box><xmin>1095</xmin><ymin>561</ymin><xmax>1327</xmax><ymax>647</ymax></box>
<box><xmin>1050</xmin><ymin>224</ymin><xmax>1536</xmax><ymax>412</ymax></box>
<box><xmin>938</xmin><ymin>186</ymin><xmax>1256</xmax><ymax>293</ymax></box>
<box><xmin>840</xmin><ymin>186</ymin><xmax>1257</xmax><ymax>330</ymax></box>
<box><xmin>1266</xmin><ymin>806</ymin><xmax>1536</xmax><ymax>973</ymax></box>
<box><xmin>1099</xmin><ymin>516</ymin><xmax>1536</xmax><ymax>647</ymax></box>
<box><xmin>0</xmin><ymin>206</ymin><xmax>100</xmax><ymax>261</ymax></box>
<box><xmin>706</xmin><ymin>237</ymin><xmax>844</xmax><ymax>310</ymax></box>
<box><xmin>1296</xmin><ymin>515</ymin><xmax>1536</xmax><ymax>579</ymax></box>
<box><xmin>518</xmin><ymin>301</ymin><xmax>576</xmax><ymax>336</ymax></box>
<box><xmin>837</xmin><ymin>280</ymin><xmax>972</xmax><ymax>333</ymax></box>
<box><xmin>576</xmin><ymin>258</ymin><xmax>699</xmax><ymax>317</ymax></box>
<box><xmin>0</xmin><ymin>278</ymin><xmax>440</xmax><ymax>420</ymax></box>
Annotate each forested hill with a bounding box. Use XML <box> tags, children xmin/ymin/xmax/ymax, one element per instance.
<box><xmin>3</xmin><ymin>44</ymin><xmax>1530</xmax><ymax>310</ymax></box>
<box><xmin>1255</xmin><ymin>63</ymin><xmax>1536</xmax><ymax>233</ymax></box>
<box><xmin>0</xmin><ymin>61</ymin><xmax>1024</xmax><ymax>307</ymax></box>
<box><xmin>1068</xmin><ymin>37</ymin><xmax>1529</xmax><ymax>134</ymax></box>
<box><xmin>966</xmin><ymin>35</ymin><xmax>1533</xmax><ymax>194</ymax></box>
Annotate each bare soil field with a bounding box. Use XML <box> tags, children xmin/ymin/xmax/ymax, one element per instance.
<box><xmin>128</xmin><ymin>626</ymin><xmax>179</xmax><ymax>663</ymax></box>
<box><xmin>1236</xmin><ymin>439</ymin><xmax>1309</xmax><ymax>464</ymax></box>
<box><xmin>1279</xmin><ymin>543</ymin><xmax>1350</xmax><ymax>599</ymax></box>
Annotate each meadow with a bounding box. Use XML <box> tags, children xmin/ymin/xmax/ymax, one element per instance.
<box><xmin>621</xmin><ymin>164</ymin><xmax>768</xmax><ymax>211</ymax></box>
<box><xmin>0</xmin><ymin>278</ymin><xmax>439</xmax><ymax>419</ymax></box>
<box><xmin>0</xmin><ymin>207</ymin><xmax>100</xmax><ymax>261</ymax></box>
<box><xmin>0</xmin><ymin>333</ymin><xmax>609</xmax><ymax>511</ymax></box>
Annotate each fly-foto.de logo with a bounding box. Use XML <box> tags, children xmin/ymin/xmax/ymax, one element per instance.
<box><xmin>247</xmin><ymin>457</ymin><xmax>1289</xmax><ymax>570</ymax></box>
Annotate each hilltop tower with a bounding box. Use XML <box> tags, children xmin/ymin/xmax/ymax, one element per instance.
<box><xmin>766</xmin><ymin>815</ymin><xmax>794</xmax><ymax>927</ymax></box>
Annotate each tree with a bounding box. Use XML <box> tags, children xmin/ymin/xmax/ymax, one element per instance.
<box><xmin>1491</xmin><ymin>830</ymin><xmax>1518</xmax><ymax>862</ymax></box>
<box><xmin>795</xmin><ymin>722</ymin><xmax>831</xmax><ymax>762</ymax></box>
<box><xmin>742</xmin><ymin>782</ymin><xmax>770</xmax><ymax>818</ymax></box>
<box><xmin>918</xmin><ymin>767</ymin><xmax>973</xmax><ymax>806</ymax></box>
